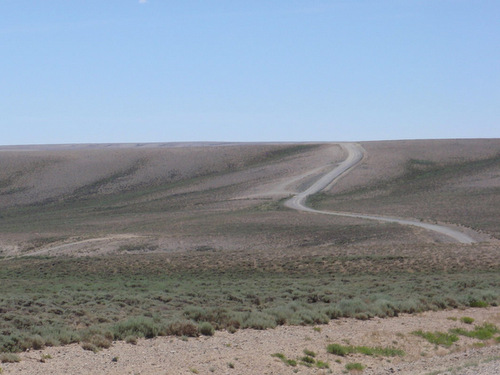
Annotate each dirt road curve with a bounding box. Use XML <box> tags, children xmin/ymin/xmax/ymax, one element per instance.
<box><xmin>285</xmin><ymin>143</ymin><xmax>477</xmax><ymax>244</ymax></box>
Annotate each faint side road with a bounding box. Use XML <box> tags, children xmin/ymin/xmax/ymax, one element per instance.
<box><xmin>285</xmin><ymin>143</ymin><xmax>477</xmax><ymax>244</ymax></box>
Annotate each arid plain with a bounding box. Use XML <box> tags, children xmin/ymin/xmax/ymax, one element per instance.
<box><xmin>0</xmin><ymin>139</ymin><xmax>499</xmax><ymax>374</ymax></box>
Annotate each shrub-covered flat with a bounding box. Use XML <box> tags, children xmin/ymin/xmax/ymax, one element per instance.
<box><xmin>1</xmin><ymin>242</ymin><xmax>498</xmax><ymax>353</ymax></box>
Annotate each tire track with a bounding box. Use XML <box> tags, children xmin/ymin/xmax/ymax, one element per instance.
<box><xmin>285</xmin><ymin>143</ymin><xmax>476</xmax><ymax>244</ymax></box>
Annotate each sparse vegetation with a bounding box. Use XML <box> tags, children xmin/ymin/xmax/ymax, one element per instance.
<box><xmin>412</xmin><ymin>330</ymin><xmax>459</xmax><ymax>347</ymax></box>
<box><xmin>327</xmin><ymin>343</ymin><xmax>350</xmax><ymax>356</ymax></box>
<box><xmin>199</xmin><ymin>322</ymin><xmax>215</xmax><ymax>336</ymax></box>
<box><xmin>460</xmin><ymin>316</ymin><xmax>475</xmax><ymax>324</ymax></box>
<box><xmin>0</xmin><ymin>252</ymin><xmax>498</xmax><ymax>353</ymax></box>
<box><xmin>118</xmin><ymin>243</ymin><xmax>158</xmax><ymax>252</ymax></box>
<box><xmin>81</xmin><ymin>342</ymin><xmax>99</xmax><ymax>353</ymax></box>
<box><xmin>40</xmin><ymin>353</ymin><xmax>52</xmax><ymax>363</ymax></box>
<box><xmin>0</xmin><ymin>353</ymin><xmax>20</xmax><ymax>363</ymax></box>
<box><xmin>303</xmin><ymin>349</ymin><xmax>316</xmax><ymax>357</ymax></box>
<box><xmin>327</xmin><ymin>343</ymin><xmax>404</xmax><ymax>357</ymax></box>
<box><xmin>316</xmin><ymin>360</ymin><xmax>330</xmax><ymax>369</ymax></box>
<box><xmin>271</xmin><ymin>353</ymin><xmax>297</xmax><ymax>366</ymax></box>
<box><xmin>345</xmin><ymin>362</ymin><xmax>365</xmax><ymax>371</ymax></box>
<box><xmin>272</xmin><ymin>351</ymin><xmax>328</xmax><ymax>369</ymax></box>
<box><xmin>469</xmin><ymin>299</ymin><xmax>489</xmax><ymax>308</ymax></box>
<box><xmin>450</xmin><ymin>323</ymin><xmax>499</xmax><ymax>340</ymax></box>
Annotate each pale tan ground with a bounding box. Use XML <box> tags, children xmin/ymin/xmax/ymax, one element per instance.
<box><xmin>2</xmin><ymin>307</ymin><xmax>499</xmax><ymax>375</ymax></box>
<box><xmin>334</xmin><ymin>139</ymin><xmax>500</xmax><ymax>193</ymax></box>
<box><xmin>0</xmin><ymin>143</ymin><xmax>337</xmax><ymax>208</ymax></box>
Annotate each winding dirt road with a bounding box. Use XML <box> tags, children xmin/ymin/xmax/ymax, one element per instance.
<box><xmin>285</xmin><ymin>143</ymin><xmax>476</xmax><ymax>244</ymax></box>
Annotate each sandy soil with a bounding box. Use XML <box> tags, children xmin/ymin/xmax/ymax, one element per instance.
<box><xmin>2</xmin><ymin>307</ymin><xmax>499</xmax><ymax>375</ymax></box>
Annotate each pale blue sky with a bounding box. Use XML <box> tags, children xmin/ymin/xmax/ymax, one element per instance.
<box><xmin>1</xmin><ymin>1</ymin><xmax>499</xmax><ymax>145</ymax></box>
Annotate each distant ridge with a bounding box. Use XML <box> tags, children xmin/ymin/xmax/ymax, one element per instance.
<box><xmin>0</xmin><ymin>142</ymin><xmax>237</xmax><ymax>151</ymax></box>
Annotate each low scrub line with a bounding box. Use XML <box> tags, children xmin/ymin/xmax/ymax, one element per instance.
<box><xmin>327</xmin><ymin>343</ymin><xmax>405</xmax><ymax>357</ymax></box>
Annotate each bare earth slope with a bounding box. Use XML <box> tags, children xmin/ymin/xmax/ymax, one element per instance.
<box><xmin>2</xmin><ymin>139</ymin><xmax>497</xmax><ymax>256</ymax></box>
<box><xmin>312</xmin><ymin>139</ymin><xmax>500</xmax><ymax>239</ymax></box>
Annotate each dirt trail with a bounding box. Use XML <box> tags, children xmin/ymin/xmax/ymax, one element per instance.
<box><xmin>285</xmin><ymin>143</ymin><xmax>477</xmax><ymax>244</ymax></box>
<box><xmin>21</xmin><ymin>235</ymin><xmax>143</xmax><ymax>257</ymax></box>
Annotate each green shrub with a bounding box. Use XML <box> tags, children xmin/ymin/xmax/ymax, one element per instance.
<box><xmin>354</xmin><ymin>313</ymin><xmax>371</xmax><ymax>320</ymax></box>
<box><xmin>268</xmin><ymin>306</ymin><xmax>293</xmax><ymax>325</ymax></box>
<box><xmin>373</xmin><ymin>298</ymin><xmax>399</xmax><ymax>317</ymax></box>
<box><xmin>28</xmin><ymin>335</ymin><xmax>45</xmax><ymax>350</ymax></box>
<box><xmin>183</xmin><ymin>306</ymin><xmax>235</xmax><ymax>329</ymax></box>
<box><xmin>469</xmin><ymin>323</ymin><xmax>499</xmax><ymax>340</ymax></box>
<box><xmin>81</xmin><ymin>342</ymin><xmax>98</xmax><ymax>352</ymax></box>
<box><xmin>327</xmin><ymin>343</ymin><xmax>404</xmax><ymax>357</ymax></box>
<box><xmin>460</xmin><ymin>317</ymin><xmax>474</xmax><ymax>324</ymax></box>
<box><xmin>355</xmin><ymin>346</ymin><xmax>404</xmax><ymax>357</ymax></box>
<box><xmin>303</xmin><ymin>349</ymin><xmax>316</xmax><ymax>357</ymax></box>
<box><xmin>345</xmin><ymin>362</ymin><xmax>365</xmax><ymax>371</ymax></box>
<box><xmin>0</xmin><ymin>353</ymin><xmax>21</xmax><ymax>363</ymax></box>
<box><xmin>199</xmin><ymin>322</ymin><xmax>215</xmax><ymax>336</ymax></box>
<box><xmin>450</xmin><ymin>323</ymin><xmax>499</xmax><ymax>340</ymax></box>
<box><xmin>412</xmin><ymin>330</ymin><xmax>459</xmax><ymax>347</ymax></box>
<box><xmin>89</xmin><ymin>334</ymin><xmax>112</xmax><ymax>349</ymax></box>
<box><xmin>300</xmin><ymin>355</ymin><xmax>315</xmax><ymax>364</ymax></box>
<box><xmin>327</xmin><ymin>343</ymin><xmax>351</xmax><ymax>356</ymax></box>
<box><xmin>166</xmin><ymin>321</ymin><xmax>199</xmax><ymax>337</ymax></box>
<box><xmin>57</xmin><ymin>330</ymin><xmax>81</xmax><ymax>345</ymax></box>
<box><xmin>324</xmin><ymin>306</ymin><xmax>342</xmax><ymax>319</ymax></box>
<box><xmin>469</xmin><ymin>299</ymin><xmax>488</xmax><ymax>308</ymax></box>
<box><xmin>112</xmin><ymin>316</ymin><xmax>159</xmax><ymax>339</ymax></box>
<box><xmin>271</xmin><ymin>353</ymin><xmax>286</xmax><ymax>360</ymax></box>
<box><xmin>240</xmin><ymin>312</ymin><xmax>276</xmax><ymax>330</ymax></box>
<box><xmin>271</xmin><ymin>353</ymin><xmax>297</xmax><ymax>367</ymax></box>
<box><xmin>292</xmin><ymin>309</ymin><xmax>329</xmax><ymax>325</ymax></box>
<box><xmin>125</xmin><ymin>336</ymin><xmax>137</xmax><ymax>345</ymax></box>
<box><xmin>316</xmin><ymin>360</ymin><xmax>329</xmax><ymax>368</ymax></box>
<box><xmin>338</xmin><ymin>298</ymin><xmax>368</xmax><ymax>317</ymax></box>
<box><xmin>286</xmin><ymin>359</ymin><xmax>297</xmax><ymax>366</ymax></box>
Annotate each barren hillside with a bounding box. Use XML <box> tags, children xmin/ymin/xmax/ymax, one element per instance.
<box><xmin>1</xmin><ymin>139</ymin><xmax>498</xmax><ymax>256</ymax></box>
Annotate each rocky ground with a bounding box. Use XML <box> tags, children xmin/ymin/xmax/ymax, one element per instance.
<box><xmin>2</xmin><ymin>307</ymin><xmax>499</xmax><ymax>375</ymax></box>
